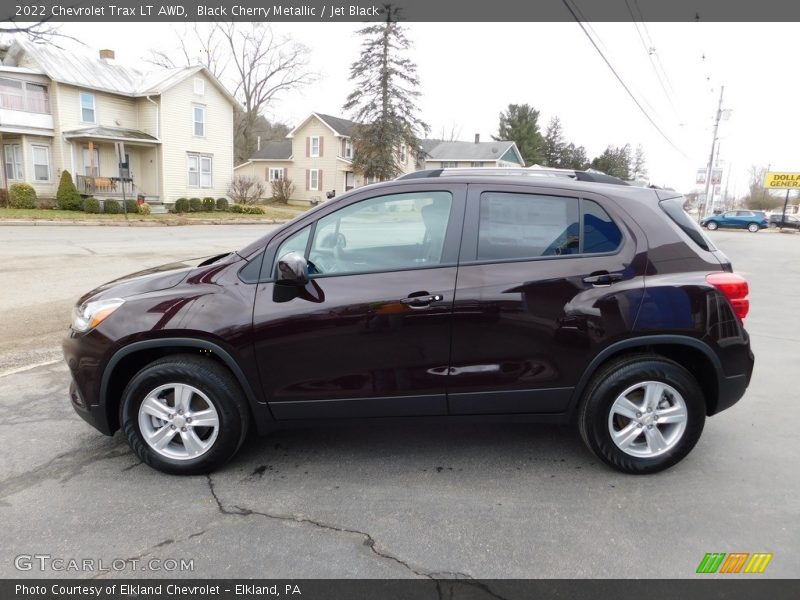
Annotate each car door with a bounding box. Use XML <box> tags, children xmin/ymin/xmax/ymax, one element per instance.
<box><xmin>252</xmin><ymin>183</ymin><xmax>466</xmax><ymax>420</ymax></box>
<box><xmin>447</xmin><ymin>184</ymin><xmax>646</xmax><ymax>415</ymax></box>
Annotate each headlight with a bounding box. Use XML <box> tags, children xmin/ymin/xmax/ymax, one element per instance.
<box><xmin>71</xmin><ymin>298</ymin><xmax>125</xmax><ymax>332</ymax></box>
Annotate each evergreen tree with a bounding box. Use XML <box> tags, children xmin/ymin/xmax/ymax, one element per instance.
<box><xmin>343</xmin><ymin>5</ymin><xmax>428</xmax><ymax>180</ymax></box>
<box><xmin>591</xmin><ymin>144</ymin><xmax>632</xmax><ymax>179</ymax></box>
<box><xmin>561</xmin><ymin>143</ymin><xmax>589</xmax><ymax>170</ymax></box>
<box><xmin>632</xmin><ymin>144</ymin><xmax>648</xmax><ymax>180</ymax></box>
<box><xmin>541</xmin><ymin>116</ymin><xmax>567</xmax><ymax>167</ymax></box>
<box><xmin>494</xmin><ymin>103</ymin><xmax>544</xmax><ymax>165</ymax></box>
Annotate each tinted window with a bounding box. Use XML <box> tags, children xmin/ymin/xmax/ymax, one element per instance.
<box><xmin>309</xmin><ymin>191</ymin><xmax>452</xmax><ymax>276</ymax></box>
<box><xmin>583</xmin><ymin>199</ymin><xmax>622</xmax><ymax>253</ymax></box>
<box><xmin>659</xmin><ymin>197</ymin><xmax>716</xmax><ymax>251</ymax></box>
<box><xmin>477</xmin><ymin>192</ymin><xmax>579</xmax><ymax>260</ymax></box>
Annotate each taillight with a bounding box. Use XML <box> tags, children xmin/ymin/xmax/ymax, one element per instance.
<box><xmin>706</xmin><ymin>272</ymin><xmax>749</xmax><ymax>320</ymax></box>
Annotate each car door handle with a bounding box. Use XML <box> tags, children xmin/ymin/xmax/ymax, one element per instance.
<box><xmin>401</xmin><ymin>294</ymin><xmax>443</xmax><ymax>308</ymax></box>
<box><xmin>582</xmin><ymin>272</ymin><xmax>624</xmax><ymax>286</ymax></box>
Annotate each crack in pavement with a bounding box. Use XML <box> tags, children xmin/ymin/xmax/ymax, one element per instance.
<box><xmin>0</xmin><ymin>438</ymin><xmax>130</xmax><ymax>500</ymax></box>
<box><xmin>86</xmin><ymin>529</ymin><xmax>208</xmax><ymax>580</ymax></box>
<box><xmin>205</xmin><ymin>475</ymin><xmax>510</xmax><ymax>600</ymax></box>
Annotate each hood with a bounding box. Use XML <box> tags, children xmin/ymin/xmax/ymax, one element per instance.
<box><xmin>77</xmin><ymin>252</ymin><xmax>236</xmax><ymax>305</ymax></box>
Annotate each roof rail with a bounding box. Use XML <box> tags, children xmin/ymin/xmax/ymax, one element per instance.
<box><xmin>396</xmin><ymin>167</ymin><xmax>629</xmax><ymax>186</ymax></box>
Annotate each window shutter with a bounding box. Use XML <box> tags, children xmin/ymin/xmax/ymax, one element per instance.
<box><xmin>319</xmin><ymin>137</ymin><xmax>324</xmax><ymax>157</ymax></box>
<box><xmin>341</xmin><ymin>139</ymin><xmax>346</xmax><ymax>156</ymax></box>
<box><xmin>319</xmin><ymin>170</ymin><xmax>323</xmax><ymax>190</ymax></box>
<box><xmin>306</xmin><ymin>137</ymin><xmax>310</xmax><ymax>157</ymax></box>
<box><xmin>305</xmin><ymin>169</ymin><xmax>309</xmax><ymax>191</ymax></box>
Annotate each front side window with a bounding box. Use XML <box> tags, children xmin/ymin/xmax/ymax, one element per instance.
<box><xmin>193</xmin><ymin>105</ymin><xmax>206</xmax><ymax>136</ymax></box>
<box><xmin>187</xmin><ymin>153</ymin><xmax>212</xmax><ymax>188</ymax></box>
<box><xmin>274</xmin><ymin>226</ymin><xmax>311</xmax><ymax>276</ymax></box>
<box><xmin>308</xmin><ymin>191</ymin><xmax>453</xmax><ymax>276</ymax></box>
<box><xmin>4</xmin><ymin>144</ymin><xmax>23</xmax><ymax>180</ymax></box>
<box><xmin>80</xmin><ymin>92</ymin><xmax>95</xmax><ymax>123</ymax></box>
<box><xmin>268</xmin><ymin>167</ymin><xmax>284</xmax><ymax>182</ymax></box>
<box><xmin>32</xmin><ymin>145</ymin><xmax>50</xmax><ymax>181</ymax></box>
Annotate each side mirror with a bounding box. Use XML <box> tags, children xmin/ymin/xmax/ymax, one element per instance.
<box><xmin>276</xmin><ymin>252</ymin><xmax>309</xmax><ymax>285</ymax></box>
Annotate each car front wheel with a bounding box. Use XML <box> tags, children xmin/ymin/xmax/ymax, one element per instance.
<box><xmin>120</xmin><ymin>355</ymin><xmax>250</xmax><ymax>475</ymax></box>
<box><xmin>706</xmin><ymin>221</ymin><xmax>718</xmax><ymax>230</ymax></box>
<box><xmin>578</xmin><ymin>355</ymin><xmax>705</xmax><ymax>474</ymax></box>
<box><xmin>747</xmin><ymin>223</ymin><xmax>760</xmax><ymax>233</ymax></box>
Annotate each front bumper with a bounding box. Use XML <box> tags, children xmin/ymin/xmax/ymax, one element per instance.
<box><xmin>63</xmin><ymin>331</ymin><xmax>115</xmax><ymax>436</ymax></box>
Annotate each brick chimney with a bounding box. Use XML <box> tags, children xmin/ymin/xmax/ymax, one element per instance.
<box><xmin>99</xmin><ymin>49</ymin><xmax>115</xmax><ymax>60</ymax></box>
<box><xmin>474</xmin><ymin>133</ymin><xmax>480</xmax><ymax>144</ymax></box>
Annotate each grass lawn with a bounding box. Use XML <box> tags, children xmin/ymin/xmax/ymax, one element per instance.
<box><xmin>0</xmin><ymin>203</ymin><xmax>306</xmax><ymax>223</ymax></box>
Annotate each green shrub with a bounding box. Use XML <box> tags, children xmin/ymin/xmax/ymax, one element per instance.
<box><xmin>83</xmin><ymin>197</ymin><xmax>101</xmax><ymax>214</ymax></box>
<box><xmin>56</xmin><ymin>170</ymin><xmax>82</xmax><ymax>211</ymax></box>
<box><xmin>216</xmin><ymin>197</ymin><xmax>229</xmax><ymax>211</ymax></box>
<box><xmin>137</xmin><ymin>203</ymin><xmax>151</xmax><ymax>215</ymax></box>
<box><xmin>229</xmin><ymin>204</ymin><xmax>244</xmax><ymax>213</ymax></box>
<box><xmin>174</xmin><ymin>198</ymin><xmax>190</xmax><ymax>213</ymax></box>
<box><xmin>36</xmin><ymin>197</ymin><xmax>56</xmax><ymax>210</ymax></box>
<box><xmin>124</xmin><ymin>199</ymin><xmax>138</xmax><ymax>213</ymax></box>
<box><xmin>9</xmin><ymin>183</ymin><xmax>37</xmax><ymax>209</ymax></box>
<box><xmin>103</xmin><ymin>199</ymin><xmax>121</xmax><ymax>214</ymax></box>
<box><xmin>202</xmin><ymin>197</ymin><xmax>215</xmax><ymax>212</ymax></box>
<box><xmin>189</xmin><ymin>197</ymin><xmax>203</xmax><ymax>212</ymax></box>
<box><xmin>243</xmin><ymin>205</ymin><xmax>265</xmax><ymax>215</ymax></box>
<box><xmin>0</xmin><ymin>189</ymin><xmax>8</xmax><ymax>208</ymax></box>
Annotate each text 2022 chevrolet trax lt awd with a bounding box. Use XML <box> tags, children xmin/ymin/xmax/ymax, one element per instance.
<box><xmin>63</xmin><ymin>170</ymin><xmax>754</xmax><ymax>475</ymax></box>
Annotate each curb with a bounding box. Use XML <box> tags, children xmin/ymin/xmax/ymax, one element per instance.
<box><xmin>0</xmin><ymin>218</ymin><xmax>290</xmax><ymax>227</ymax></box>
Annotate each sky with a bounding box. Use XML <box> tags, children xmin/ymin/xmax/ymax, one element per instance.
<box><xmin>44</xmin><ymin>21</ymin><xmax>800</xmax><ymax>197</ymax></box>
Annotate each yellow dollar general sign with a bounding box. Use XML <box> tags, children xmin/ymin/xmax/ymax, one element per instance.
<box><xmin>764</xmin><ymin>172</ymin><xmax>800</xmax><ymax>189</ymax></box>
<box><xmin>696</xmin><ymin>552</ymin><xmax>773</xmax><ymax>574</ymax></box>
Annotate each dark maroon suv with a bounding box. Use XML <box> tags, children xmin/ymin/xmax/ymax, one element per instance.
<box><xmin>63</xmin><ymin>170</ymin><xmax>754</xmax><ymax>475</ymax></box>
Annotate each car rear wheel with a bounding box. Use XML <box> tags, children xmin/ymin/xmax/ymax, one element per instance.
<box><xmin>747</xmin><ymin>223</ymin><xmax>760</xmax><ymax>233</ymax></box>
<box><xmin>578</xmin><ymin>355</ymin><xmax>705</xmax><ymax>474</ymax></box>
<box><xmin>768</xmin><ymin>222</ymin><xmax>778</xmax><ymax>229</ymax></box>
<box><xmin>706</xmin><ymin>221</ymin><xmax>718</xmax><ymax>230</ymax></box>
<box><xmin>120</xmin><ymin>355</ymin><xmax>250</xmax><ymax>475</ymax></box>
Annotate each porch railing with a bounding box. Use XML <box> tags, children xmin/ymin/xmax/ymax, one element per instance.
<box><xmin>75</xmin><ymin>175</ymin><xmax>136</xmax><ymax>197</ymax></box>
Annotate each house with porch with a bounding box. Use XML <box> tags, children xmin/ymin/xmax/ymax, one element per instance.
<box><xmin>234</xmin><ymin>112</ymin><xmax>524</xmax><ymax>205</ymax></box>
<box><xmin>0</xmin><ymin>39</ymin><xmax>235</xmax><ymax>209</ymax></box>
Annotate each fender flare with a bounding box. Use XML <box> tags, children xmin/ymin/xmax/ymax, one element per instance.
<box><xmin>566</xmin><ymin>334</ymin><xmax>723</xmax><ymax>416</ymax></box>
<box><xmin>100</xmin><ymin>337</ymin><xmax>274</xmax><ymax>433</ymax></box>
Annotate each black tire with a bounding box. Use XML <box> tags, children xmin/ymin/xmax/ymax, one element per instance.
<box><xmin>747</xmin><ymin>223</ymin><xmax>760</xmax><ymax>233</ymax></box>
<box><xmin>578</xmin><ymin>354</ymin><xmax>706</xmax><ymax>474</ymax></box>
<box><xmin>768</xmin><ymin>222</ymin><xmax>777</xmax><ymax>229</ymax></box>
<box><xmin>706</xmin><ymin>221</ymin><xmax>718</xmax><ymax>230</ymax></box>
<box><xmin>120</xmin><ymin>355</ymin><xmax>250</xmax><ymax>475</ymax></box>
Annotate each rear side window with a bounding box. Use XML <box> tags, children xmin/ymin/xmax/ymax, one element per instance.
<box><xmin>659</xmin><ymin>197</ymin><xmax>716</xmax><ymax>251</ymax></box>
<box><xmin>476</xmin><ymin>193</ymin><xmax>622</xmax><ymax>261</ymax></box>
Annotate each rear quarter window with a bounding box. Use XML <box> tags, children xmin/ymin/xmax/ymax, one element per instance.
<box><xmin>659</xmin><ymin>197</ymin><xmax>716</xmax><ymax>252</ymax></box>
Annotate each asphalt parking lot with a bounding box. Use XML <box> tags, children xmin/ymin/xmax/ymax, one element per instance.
<box><xmin>0</xmin><ymin>225</ymin><xmax>797</xmax><ymax>580</ymax></box>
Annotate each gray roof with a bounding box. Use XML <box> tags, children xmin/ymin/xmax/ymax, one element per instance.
<box><xmin>422</xmin><ymin>139</ymin><xmax>519</xmax><ymax>162</ymax></box>
<box><xmin>250</xmin><ymin>140</ymin><xmax>293</xmax><ymax>160</ymax></box>
<box><xmin>63</xmin><ymin>126</ymin><xmax>159</xmax><ymax>142</ymax></box>
<box><xmin>315</xmin><ymin>113</ymin><xmax>358</xmax><ymax>137</ymax></box>
<box><xmin>2</xmin><ymin>39</ymin><xmax>233</xmax><ymax>101</ymax></box>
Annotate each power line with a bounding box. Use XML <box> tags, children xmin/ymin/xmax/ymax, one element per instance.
<box><xmin>625</xmin><ymin>0</ymin><xmax>682</xmax><ymax>121</ymax></box>
<box><xmin>561</xmin><ymin>0</ymin><xmax>689</xmax><ymax>159</ymax></box>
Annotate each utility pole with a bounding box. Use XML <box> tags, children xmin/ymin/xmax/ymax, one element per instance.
<box><xmin>701</xmin><ymin>85</ymin><xmax>725</xmax><ymax>220</ymax></box>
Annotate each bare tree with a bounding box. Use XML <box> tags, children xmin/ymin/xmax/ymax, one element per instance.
<box><xmin>147</xmin><ymin>23</ymin><xmax>314</xmax><ymax>164</ymax></box>
<box><xmin>228</xmin><ymin>175</ymin><xmax>266</xmax><ymax>205</ymax></box>
<box><xmin>219</xmin><ymin>24</ymin><xmax>314</xmax><ymax>164</ymax></box>
<box><xmin>0</xmin><ymin>19</ymin><xmax>81</xmax><ymax>47</ymax></box>
<box><xmin>145</xmin><ymin>24</ymin><xmax>228</xmax><ymax>79</ymax></box>
<box><xmin>271</xmin><ymin>177</ymin><xmax>295</xmax><ymax>204</ymax></box>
